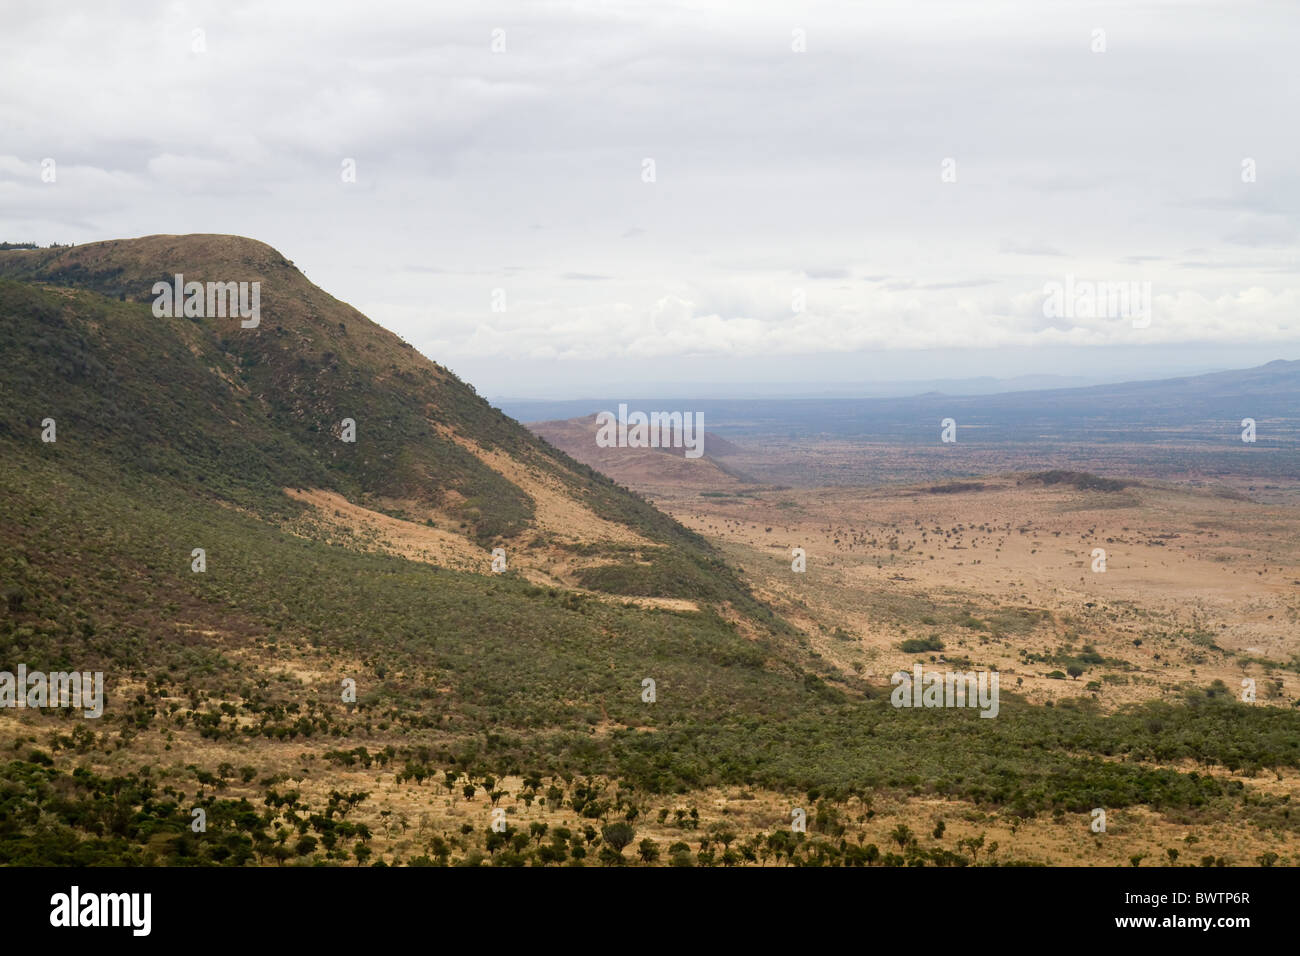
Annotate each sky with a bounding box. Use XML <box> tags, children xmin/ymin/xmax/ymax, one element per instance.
<box><xmin>2</xmin><ymin>1</ymin><xmax>1297</xmax><ymax>398</ymax></box>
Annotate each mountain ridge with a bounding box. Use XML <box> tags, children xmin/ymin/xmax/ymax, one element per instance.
<box><xmin>0</xmin><ymin>234</ymin><xmax>764</xmax><ymax>610</ymax></box>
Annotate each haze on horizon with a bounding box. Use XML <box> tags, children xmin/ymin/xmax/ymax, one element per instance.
<box><xmin>2</xmin><ymin>0</ymin><xmax>1297</xmax><ymax>398</ymax></box>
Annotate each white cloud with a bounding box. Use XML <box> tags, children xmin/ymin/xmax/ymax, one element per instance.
<box><xmin>0</xmin><ymin>1</ymin><xmax>1296</xmax><ymax>392</ymax></box>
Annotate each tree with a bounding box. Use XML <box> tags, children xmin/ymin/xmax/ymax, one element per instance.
<box><xmin>601</xmin><ymin>822</ymin><xmax>636</xmax><ymax>861</ymax></box>
<box><xmin>707</xmin><ymin>823</ymin><xmax>737</xmax><ymax>850</ymax></box>
<box><xmin>638</xmin><ymin>838</ymin><xmax>660</xmax><ymax>864</ymax></box>
<box><xmin>354</xmin><ymin>843</ymin><xmax>372</xmax><ymax>866</ymax></box>
<box><xmin>890</xmin><ymin>824</ymin><xmax>914</xmax><ymax>850</ymax></box>
<box><xmin>429</xmin><ymin>835</ymin><xmax>451</xmax><ymax>864</ymax></box>
<box><xmin>767</xmin><ymin>831</ymin><xmax>794</xmax><ymax>865</ymax></box>
<box><xmin>598</xmin><ymin>845</ymin><xmax>624</xmax><ymax>866</ymax></box>
<box><xmin>1067</xmin><ymin>665</ymin><xmax>1084</xmax><ymax>680</ymax></box>
<box><xmin>536</xmin><ymin>845</ymin><xmax>563</xmax><ymax>866</ymax></box>
<box><xmin>960</xmin><ymin>833</ymin><xmax>985</xmax><ymax>863</ymax></box>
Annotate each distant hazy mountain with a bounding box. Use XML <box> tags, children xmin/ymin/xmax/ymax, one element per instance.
<box><xmin>491</xmin><ymin>370</ymin><xmax>1238</xmax><ymax>416</ymax></box>
<box><xmin>500</xmin><ymin>360</ymin><xmax>1300</xmax><ymax>486</ymax></box>
<box><xmin>492</xmin><ymin>371</ymin><xmax>1244</xmax><ymax>423</ymax></box>
<box><xmin>499</xmin><ymin>360</ymin><xmax>1300</xmax><ymax>439</ymax></box>
<box><xmin>527</xmin><ymin>413</ymin><xmax>751</xmax><ymax>492</ymax></box>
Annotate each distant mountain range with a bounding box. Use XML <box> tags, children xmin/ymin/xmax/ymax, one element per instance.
<box><xmin>501</xmin><ymin>360</ymin><xmax>1300</xmax><ymax>442</ymax></box>
<box><xmin>491</xmin><ymin>368</ymin><xmax>1254</xmax><ymax>413</ymax></box>
<box><xmin>509</xmin><ymin>360</ymin><xmax>1300</xmax><ymax>486</ymax></box>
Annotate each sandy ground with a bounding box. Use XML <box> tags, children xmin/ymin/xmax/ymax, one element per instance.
<box><xmin>654</xmin><ymin>476</ymin><xmax>1300</xmax><ymax>709</ymax></box>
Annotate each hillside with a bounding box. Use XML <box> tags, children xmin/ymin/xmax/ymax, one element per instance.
<box><xmin>0</xmin><ymin>235</ymin><xmax>763</xmax><ymax>606</ymax></box>
<box><xmin>0</xmin><ymin>235</ymin><xmax>819</xmax><ymax>862</ymax></box>
<box><xmin>2</xmin><ymin>237</ymin><xmax>1299</xmax><ymax>869</ymax></box>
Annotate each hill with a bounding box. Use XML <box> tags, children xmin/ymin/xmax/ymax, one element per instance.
<box><xmin>0</xmin><ymin>235</ymin><xmax>764</xmax><ymax>605</ymax></box>
<box><xmin>528</xmin><ymin>414</ymin><xmax>751</xmax><ymax>494</ymax></box>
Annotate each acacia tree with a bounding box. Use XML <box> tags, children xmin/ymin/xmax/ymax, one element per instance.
<box><xmin>890</xmin><ymin>824</ymin><xmax>914</xmax><ymax>851</ymax></box>
<box><xmin>707</xmin><ymin>823</ymin><xmax>737</xmax><ymax>850</ymax></box>
<box><xmin>767</xmin><ymin>830</ymin><xmax>794</xmax><ymax>865</ymax></box>
<box><xmin>601</xmin><ymin>822</ymin><xmax>636</xmax><ymax>861</ymax></box>
<box><xmin>960</xmin><ymin>833</ymin><xmax>985</xmax><ymax>863</ymax></box>
<box><xmin>638</xmin><ymin>838</ymin><xmax>660</xmax><ymax>864</ymax></box>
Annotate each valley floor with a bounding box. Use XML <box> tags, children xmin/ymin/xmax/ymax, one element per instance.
<box><xmin>652</xmin><ymin>474</ymin><xmax>1300</xmax><ymax>712</ymax></box>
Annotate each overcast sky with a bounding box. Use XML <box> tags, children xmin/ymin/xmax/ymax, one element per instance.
<box><xmin>2</xmin><ymin>1</ymin><xmax>1297</xmax><ymax>397</ymax></box>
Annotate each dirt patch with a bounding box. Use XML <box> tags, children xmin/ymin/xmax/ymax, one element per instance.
<box><xmin>431</xmin><ymin>422</ymin><xmax>654</xmax><ymax>547</ymax></box>
<box><xmin>284</xmin><ymin>488</ymin><xmax>483</xmax><ymax>572</ymax></box>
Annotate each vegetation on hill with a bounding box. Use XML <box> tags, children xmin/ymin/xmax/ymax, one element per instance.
<box><xmin>0</xmin><ymin>238</ymin><xmax>757</xmax><ymax>608</ymax></box>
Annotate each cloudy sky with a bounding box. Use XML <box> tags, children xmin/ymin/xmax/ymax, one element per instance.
<box><xmin>2</xmin><ymin>1</ymin><xmax>1297</xmax><ymax>397</ymax></box>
